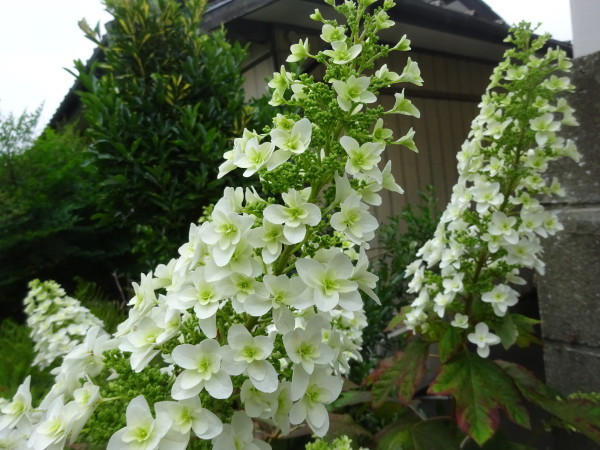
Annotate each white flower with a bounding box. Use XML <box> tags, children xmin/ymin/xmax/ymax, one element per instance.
<box><xmin>27</xmin><ymin>396</ymin><xmax>77</xmax><ymax>450</ymax></box>
<box><xmin>268</xmin><ymin>66</ymin><xmax>294</xmax><ymax>94</ymax></box>
<box><xmin>107</xmin><ymin>396</ymin><xmax>172</xmax><ymax>450</ymax></box>
<box><xmin>0</xmin><ymin>428</ymin><xmax>28</xmax><ymax>448</ymax></box>
<box><xmin>286</xmin><ymin>38</ymin><xmax>310</xmax><ymax>62</ymax></box>
<box><xmin>388</xmin><ymin>89</ymin><xmax>420</xmax><ymax>117</ymax></box>
<box><xmin>331</xmin><ymin>195</ymin><xmax>378</xmax><ymax>244</ymax></box>
<box><xmin>323</xmin><ymin>41</ymin><xmax>362</xmax><ymax>64</ymax></box>
<box><xmin>487</xmin><ymin>211</ymin><xmax>519</xmax><ymax>245</ymax></box>
<box><xmin>269</xmin><ymin>382</ymin><xmax>293</xmax><ymax>435</ymax></box>
<box><xmin>62</xmin><ymin>326</ymin><xmax>115</xmax><ymax>378</ymax></box>
<box><xmin>481</xmin><ymin>284</ymin><xmax>519</xmax><ymax>317</ymax></box>
<box><xmin>263</xmin><ymin>188</ymin><xmax>321</xmax><ymax>244</ymax></box>
<box><xmin>119</xmin><ymin>315</ymin><xmax>167</xmax><ymax>372</ymax></box>
<box><xmin>244</xmin><ymin>274</ymin><xmax>306</xmax><ymax>333</ymax></box>
<box><xmin>296</xmin><ymin>251</ymin><xmax>361</xmax><ymax>312</ymax></box>
<box><xmin>332</xmin><ymin>76</ymin><xmax>376</xmax><ymax>112</ymax></box>
<box><xmin>375</xmin><ymin>64</ymin><xmax>401</xmax><ymax>84</ymax></box>
<box><xmin>212</xmin><ymin>411</ymin><xmax>271</xmax><ymax>450</ymax></box>
<box><xmin>289</xmin><ymin>369</ymin><xmax>343</xmax><ymax>437</ymax></box>
<box><xmin>234</xmin><ymin>137</ymin><xmax>275</xmax><ymax>176</ymax></box>
<box><xmin>467</xmin><ymin>322</ymin><xmax>501</xmax><ymax>358</ymax></box>
<box><xmin>470</xmin><ymin>178</ymin><xmax>504</xmax><ymax>214</ymax></box>
<box><xmin>320</xmin><ymin>24</ymin><xmax>346</xmax><ymax>43</ymax></box>
<box><xmin>268</xmin><ymin>118</ymin><xmax>313</xmax><ymax>169</ymax></box>
<box><xmin>433</xmin><ymin>292</ymin><xmax>454</xmax><ymax>318</ymax></box>
<box><xmin>451</xmin><ymin>313</ymin><xmax>469</xmax><ymax>329</ymax></box>
<box><xmin>221</xmin><ymin>324</ymin><xmax>278</xmax><ymax>393</ymax></box>
<box><xmin>171</xmin><ymin>340</ymin><xmax>233</xmax><ymax>400</ymax></box>
<box><xmin>247</xmin><ymin>220</ymin><xmax>290</xmax><ymax>264</ymax></box>
<box><xmin>529</xmin><ymin>113</ymin><xmax>560</xmax><ymax>146</ymax></box>
<box><xmin>398</xmin><ymin>57</ymin><xmax>423</xmax><ymax>86</ymax></box>
<box><xmin>154</xmin><ymin>397</ymin><xmax>222</xmax><ymax>446</ymax></box>
<box><xmin>340</xmin><ymin>136</ymin><xmax>384</xmax><ymax>180</ymax></box>
<box><xmin>199</xmin><ymin>198</ymin><xmax>255</xmax><ymax>266</ymax></box>
<box><xmin>0</xmin><ymin>376</ymin><xmax>33</xmax><ymax>432</ymax></box>
<box><xmin>283</xmin><ymin>315</ymin><xmax>335</xmax><ymax>376</ymax></box>
<box><xmin>349</xmin><ymin>247</ymin><xmax>380</xmax><ymax>303</ymax></box>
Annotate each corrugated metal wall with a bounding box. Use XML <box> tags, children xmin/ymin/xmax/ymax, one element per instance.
<box><xmin>241</xmin><ymin>26</ymin><xmax>496</xmax><ymax>223</ymax></box>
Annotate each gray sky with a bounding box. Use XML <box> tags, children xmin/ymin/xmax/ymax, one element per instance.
<box><xmin>0</xmin><ymin>0</ymin><xmax>573</xmax><ymax>132</ymax></box>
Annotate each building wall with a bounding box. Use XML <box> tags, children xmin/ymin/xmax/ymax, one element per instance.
<box><xmin>241</xmin><ymin>24</ymin><xmax>496</xmax><ymax>223</ymax></box>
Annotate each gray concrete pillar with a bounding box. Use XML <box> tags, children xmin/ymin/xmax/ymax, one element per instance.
<box><xmin>538</xmin><ymin>51</ymin><xmax>600</xmax><ymax>449</ymax></box>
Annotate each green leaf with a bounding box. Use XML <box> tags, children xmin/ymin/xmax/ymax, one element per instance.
<box><xmin>499</xmin><ymin>361</ymin><xmax>600</xmax><ymax>444</ymax></box>
<box><xmin>438</xmin><ymin>325</ymin><xmax>463</xmax><ymax>363</ymax></box>
<box><xmin>511</xmin><ymin>314</ymin><xmax>542</xmax><ymax>347</ymax></box>
<box><xmin>386</xmin><ymin>311</ymin><xmax>406</xmax><ymax>331</ymax></box>
<box><xmin>429</xmin><ymin>351</ymin><xmax>530</xmax><ymax>446</ymax></box>
<box><xmin>376</xmin><ymin>417</ymin><xmax>459</xmax><ymax>450</ymax></box>
<box><xmin>494</xmin><ymin>314</ymin><xmax>518</xmax><ymax>350</ymax></box>
<box><xmin>375</xmin><ymin>412</ymin><xmax>420</xmax><ymax>449</ymax></box>
<box><xmin>332</xmin><ymin>389</ymin><xmax>372</xmax><ymax>408</ymax></box>
<box><xmin>372</xmin><ymin>338</ymin><xmax>430</xmax><ymax>406</ymax></box>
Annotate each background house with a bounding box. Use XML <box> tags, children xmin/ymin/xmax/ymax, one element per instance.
<box><xmin>52</xmin><ymin>0</ymin><xmax>574</xmax><ymax>222</ymax></box>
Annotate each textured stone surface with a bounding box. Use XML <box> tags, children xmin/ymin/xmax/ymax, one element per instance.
<box><xmin>543</xmin><ymin>341</ymin><xmax>600</xmax><ymax>393</ymax></box>
<box><xmin>537</xmin><ymin>51</ymin><xmax>600</xmax><ymax>449</ymax></box>
<box><xmin>545</xmin><ymin>52</ymin><xmax>600</xmax><ymax>205</ymax></box>
<box><xmin>538</xmin><ymin>207</ymin><xmax>600</xmax><ymax>346</ymax></box>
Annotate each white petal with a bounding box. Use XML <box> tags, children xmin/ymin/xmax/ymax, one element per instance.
<box><xmin>205</xmin><ymin>371</ymin><xmax>233</xmax><ymax>399</ymax></box>
<box><xmin>283</xmin><ymin>224</ymin><xmax>306</xmax><ymax>244</ymax></box>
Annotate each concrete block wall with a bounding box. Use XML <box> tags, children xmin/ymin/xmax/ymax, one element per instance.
<box><xmin>537</xmin><ymin>51</ymin><xmax>600</xmax><ymax>449</ymax></box>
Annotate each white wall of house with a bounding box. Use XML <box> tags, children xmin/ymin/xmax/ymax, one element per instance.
<box><xmin>571</xmin><ymin>0</ymin><xmax>600</xmax><ymax>57</ymax></box>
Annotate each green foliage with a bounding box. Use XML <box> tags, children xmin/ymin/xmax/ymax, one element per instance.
<box><xmin>375</xmin><ymin>417</ymin><xmax>458</xmax><ymax>450</ymax></box>
<box><xmin>305</xmin><ymin>435</ymin><xmax>363</xmax><ymax>450</ymax></box>
<box><xmin>0</xmin><ymin>105</ymin><xmax>41</xmax><ymax>156</ymax></box>
<box><xmin>75</xmin><ymin>0</ymin><xmax>264</xmax><ymax>267</ymax></box>
<box><xmin>79</xmin><ymin>350</ymin><xmax>173</xmax><ymax>447</ymax></box>
<box><xmin>74</xmin><ymin>277</ymin><xmax>126</xmax><ymax>333</ymax></box>
<box><xmin>0</xmin><ymin>124</ymin><xmax>131</xmax><ymax>316</ymax></box>
<box><xmin>0</xmin><ymin>319</ymin><xmax>53</xmax><ymax>402</ymax></box>
<box><xmin>499</xmin><ymin>361</ymin><xmax>600</xmax><ymax>443</ymax></box>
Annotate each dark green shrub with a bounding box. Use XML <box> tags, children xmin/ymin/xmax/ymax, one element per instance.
<box><xmin>75</xmin><ymin>0</ymin><xmax>261</xmax><ymax>267</ymax></box>
<box><xmin>0</xmin><ymin>124</ymin><xmax>133</xmax><ymax>317</ymax></box>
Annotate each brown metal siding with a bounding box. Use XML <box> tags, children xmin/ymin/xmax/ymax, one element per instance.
<box><xmin>240</xmin><ymin>30</ymin><xmax>495</xmax><ymax>222</ymax></box>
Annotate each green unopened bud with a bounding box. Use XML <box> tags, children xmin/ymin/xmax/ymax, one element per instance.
<box><xmin>392</xmin><ymin>34</ymin><xmax>411</xmax><ymax>51</ymax></box>
<box><xmin>310</xmin><ymin>8</ymin><xmax>324</xmax><ymax>22</ymax></box>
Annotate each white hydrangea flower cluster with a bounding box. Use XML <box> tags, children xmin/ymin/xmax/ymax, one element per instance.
<box><xmin>1</xmin><ymin>1</ymin><xmax>423</xmax><ymax>448</ymax></box>
<box><xmin>23</xmin><ymin>279</ymin><xmax>105</xmax><ymax>369</ymax></box>
<box><xmin>403</xmin><ymin>25</ymin><xmax>580</xmax><ymax>358</ymax></box>
<box><xmin>0</xmin><ymin>324</ymin><xmax>117</xmax><ymax>450</ymax></box>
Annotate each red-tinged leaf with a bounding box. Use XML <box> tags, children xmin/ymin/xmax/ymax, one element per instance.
<box><xmin>363</xmin><ymin>352</ymin><xmax>401</xmax><ymax>386</ymax></box>
<box><xmin>428</xmin><ymin>351</ymin><xmax>530</xmax><ymax>446</ymax></box>
<box><xmin>332</xmin><ymin>389</ymin><xmax>373</xmax><ymax>408</ymax></box>
<box><xmin>438</xmin><ymin>325</ymin><xmax>463</xmax><ymax>363</ymax></box>
<box><xmin>372</xmin><ymin>338</ymin><xmax>430</xmax><ymax>407</ymax></box>
<box><xmin>498</xmin><ymin>361</ymin><xmax>600</xmax><ymax>444</ymax></box>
